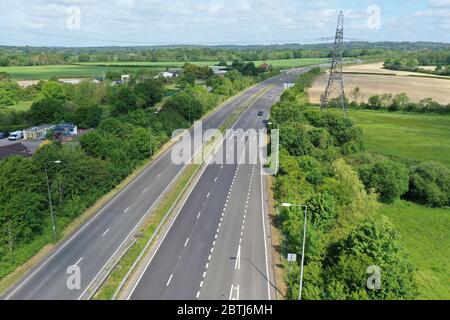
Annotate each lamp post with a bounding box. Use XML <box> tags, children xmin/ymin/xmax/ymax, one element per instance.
<box><xmin>44</xmin><ymin>160</ymin><xmax>62</xmax><ymax>241</ymax></box>
<box><xmin>282</xmin><ymin>202</ymin><xmax>308</xmax><ymax>301</ymax></box>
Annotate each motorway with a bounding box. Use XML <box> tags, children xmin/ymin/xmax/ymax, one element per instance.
<box><xmin>128</xmin><ymin>70</ymin><xmax>304</xmax><ymax>300</ymax></box>
<box><xmin>3</xmin><ymin>68</ymin><xmax>306</xmax><ymax>300</ymax></box>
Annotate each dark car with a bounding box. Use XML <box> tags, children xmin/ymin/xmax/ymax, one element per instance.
<box><xmin>257</xmin><ymin>111</ymin><xmax>264</xmax><ymax>117</ymax></box>
<box><xmin>0</xmin><ymin>132</ymin><xmax>8</xmax><ymax>139</ymax></box>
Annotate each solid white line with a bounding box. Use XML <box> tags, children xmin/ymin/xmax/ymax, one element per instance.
<box><xmin>74</xmin><ymin>257</ymin><xmax>83</xmax><ymax>267</ymax></box>
<box><xmin>184</xmin><ymin>238</ymin><xmax>190</xmax><ymax>247</ymax></box>
<box><xmin>260</xmin><ymin>164</ymin><xmax>271</xmax><ymax>300</ymax></box>
<box><xmin>235</xmin><ymin>245</ymin><xmax>241</xmax><ymax>270</ymax></box>
<box><xmin>166</xmin><ymin>274</ymin><xmax>173</xmax><ymax>286</ymax></box>
<box><xmin>102</xmin><ymin>228</ymin><xmax>110</xmax><ymax>237</ymax></box>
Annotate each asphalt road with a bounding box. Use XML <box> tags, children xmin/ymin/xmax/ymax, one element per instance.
<box><xmin>3</xmin><ymin>70</ymin><xmax>302</xmax><ymax>300</ymax></box>
<box><xmin>128</xmin><ymin>69</ymin><xmax>306</xmax><ymax>300</ymax></box>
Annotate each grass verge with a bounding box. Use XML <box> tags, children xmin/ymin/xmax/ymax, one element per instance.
<box><xmin>378</xmin><ymin>201</ymin><xmax>450</xmax><ymax>300</ymax></box>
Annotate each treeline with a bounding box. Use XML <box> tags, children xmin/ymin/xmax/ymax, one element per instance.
<box><xmin>331</xmin><ymin>91</ymin><xmax>450</xmax><ymax>114</ymax></box>
<box><xmin>383</xmin><ymin>50</ymin><xmax>450</xmax><ymax>76</ymax></box>
<box><xmin>0</xmin><ymin>67</ymin><xmax>259</xmax><ymax>278</ymax></box>
<box><xmin>271</xmin><ymin>68</ymin><xmax>419</xmax><ymax>300</ymax></box>
<box><xmin>2</xmin><ymin>42</ymin><xmax>449</xmax><ymax>66</ymax></box>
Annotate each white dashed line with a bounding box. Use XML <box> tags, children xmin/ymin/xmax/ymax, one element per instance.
<box><xmin>166</xmin><ymin>274</ymin><xmax>173</xmax><ymax>286</ymax></box>
<box><xmin>184</xmin><ymin>238</ymin><xmax>190</xmax><ymax>247</ymax></box>
<box><xmin>102</xmin><ymin>228</ymin><xmax>110</xmax><ymax>236</ymax></box>
<box><xmin>124</xmin><ymin>207</ymin><xmax>130</xmax><ymax>213</ymax></box>
<box><xmin>74</xmin><ymin>257</ymin><xmax>83</xmax><ymax>267</ymax></box>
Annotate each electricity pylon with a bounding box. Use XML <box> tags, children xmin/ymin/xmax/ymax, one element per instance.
<box><xmin>321</xmin><ymin>11</ymin><xmax>348</xmax><ymax>115</ymax></box>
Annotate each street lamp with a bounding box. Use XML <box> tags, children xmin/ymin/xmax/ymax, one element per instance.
<box><xmin>44</xmin><ymin>160</ymin><xmax>62</xmax><ymax>241</ymax></box>
<box><xmin>282</xmin><ymin>202</ymin><xmax>308</xmax><ymax>301</ymax></box>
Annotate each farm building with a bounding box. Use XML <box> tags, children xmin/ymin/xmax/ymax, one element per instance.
<box><xmin>23</xmin><ymin>124</ymin><xmax>55</xmax><ymax>141</ymax></box>
<box><xmin>53</xmin><ymin>124</ymin><xmax>78</xmax><ymax>136</ymax></box>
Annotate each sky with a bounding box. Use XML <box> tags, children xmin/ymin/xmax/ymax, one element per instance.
<box><xmin>0</xmin><ymin>0</ymin><xmax>449</xmax><ymax>47</ymax></box>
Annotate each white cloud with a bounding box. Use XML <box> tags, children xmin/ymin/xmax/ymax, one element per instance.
<box><xmin>0</xmin><ymin>0</ymin><xmax>448</xmax><ymax>46</ymax></box>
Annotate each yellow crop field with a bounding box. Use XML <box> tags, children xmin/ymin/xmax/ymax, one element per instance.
<box><xmin>309</xmin><ymin>63</ymin><xmax>450</xmax><ymax>104</ymax></box>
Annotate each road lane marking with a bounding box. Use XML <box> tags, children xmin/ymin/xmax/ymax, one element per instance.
<box><xmin>142</xmin><ymin>187</ymin><xmax>148</xmax><ymax>193</ymax></box>
<box><xmin>197</xmin><ymin>211</ymin><xmax>202</xmax><ymax>219</ymax></box>
<box><xmin>207</xmin><ymin>192</ymin><xmax>210</xmax><ymax>198</ymax></box>
<box><xmin>260</xmin><ymin>164</ymin><xmax>271</xmax><ymax>300</ymax></box>
<box><xmin>74</xmin><ymin>257</ymin><xmax>83</xmax><ymax>267</ymax></box>
<box><xmin>200</xmin><ymin>281</ymin><xmax>204</xmax><ymax>288</ymax></box>
<box><xmin>166</xmin><ymin>274</ymin><xmax>173</xmax><ymax>286</ymax></box>
<box><xmin>196</xmin><ymin>291</ymin><xmax>200</xmax><ymax>298</ymax></box>
<box><xmin>102</xmin><ymin>228</ymin><xmax>110</xmax><ymax>237</ymax></box>
<box><xmin>229</xmin><ymin>284</ymin><xmax>240</xmax><ymax>300</ymax></box>
<box><xmin>124</xmin><ymin>207</ymin><xmax>130</xmax><ymax>213</ymax></box>
<box><xmin>184</xmin><ymin>238</ymin><xmax>190</xmax><ymax>247</ymax></box>
<box><xmin>214</xmin><ymin>177</ymin><xmax>218</xmax><ymax>182</ymax></box>
<box><xmin>235</xmin><ymin>245</ymin><xmax>241</xmax><ymax>270</ymax></box>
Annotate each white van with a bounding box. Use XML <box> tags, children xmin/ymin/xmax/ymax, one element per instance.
<box><xmin>8</xmin><ymin>131</ymin><xmax>23</xmax><ymax>141</ymax></box>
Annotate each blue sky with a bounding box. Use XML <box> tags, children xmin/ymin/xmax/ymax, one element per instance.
<box><xmin>0</xmin><ymin>0</ymin><xmax>449</xmax><ymax>46</ymax></box>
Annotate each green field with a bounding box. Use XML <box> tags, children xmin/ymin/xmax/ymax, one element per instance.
<box><xmin>0</xmin><ymin>65</ymin><xmax>164</xmax><ymax>81</ymax></box>
<box><xmin>0</xmin><ymin>58</ymin><xmax>328</xmax><ymax>81</ymax></box>
<box><xmin>80</xmin><ymin>58</ymin><xmax>328</xmax><ymax>68</ymax></box>
<box><xmin>345</xmin><ymin>109</ymin><xmax>450</xmax><ymax>300</ymax></box>
<box><xmin>348</xmin><ymin>110</ymin><xmax>450</xmax><ymax>167</ymax></box>
<box><xmin>379</xmin><ymin>201</ymin><xmax>450</xmax><ymax>300</ymax></box>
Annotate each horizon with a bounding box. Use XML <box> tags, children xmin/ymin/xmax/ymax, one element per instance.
<box><xmin>1</xmin><ymin>40</ymin><xmax>450</xmax><ymax>50</ymax></box>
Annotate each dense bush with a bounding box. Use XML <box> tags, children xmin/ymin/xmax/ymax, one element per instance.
<box><xmin>324</xmin><ymin>220</ymin><xmax>417</xmax><ymax>300</ymax></box>
<box><xmin>271</xmin><ymin>68</ymin><xmax>416</xmax><ymax>300</ymax></box>
<box><xmin>358</xmin><ymin>160</ymin><xmax>410</xmax><ymax>203</ymax></box>
<box><xmin>405</xmin><ymin>161</ymin><xmax>450</xmax><ymax>207</ymax></box>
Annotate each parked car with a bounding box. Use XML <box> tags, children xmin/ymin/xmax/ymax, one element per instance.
<box><xmin>0</xmin><ymin>132</ymin><xmax>8</xmax><ymax>139</ymax></box>
<box><xmin>257</xmin><ymin>111</ymin><xmax>264</xmax><ymax>117</ymax></box>
<box><xmin>8</xmin><ymin>131</ymin><xmax>23</xmax><ymax>141</ymax></box>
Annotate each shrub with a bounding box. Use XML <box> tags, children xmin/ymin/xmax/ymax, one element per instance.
<box><xmin>324</xmin><ymin>220</ymin><xmax>418</xmax><ymax>300</ymax></box>
<box><xmin>306</xmin><ymin>193</ymin><xmax>338</xmax><ymax>231</ymax></box>
<box><xmin>358</xmin><ymin>160</ymin><xmax>410</xmax><ymax>203</ymax></box>
<box><xmin>405</xmin><ymin>161</ymin><xmax>450</xmax><ymax>207</ymax></box>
